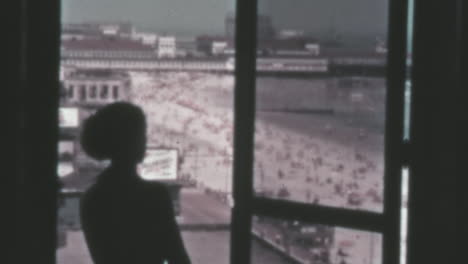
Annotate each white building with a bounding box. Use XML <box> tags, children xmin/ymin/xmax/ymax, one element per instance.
<box><xmin>278</xmin><ymin>29</ymin><xmax>304</xmax><ymax>39</ymax></box>
<box><xmin>61</xmin><ymin>38</ymin><xmax>157</xmax><ymax>60</ymax></box>
<box><xmin>99</xmin><ymin>24</ymin><xmax>119</xmax><ymax>36</ymax></box>
<box><xmin>59</xmin><ymin>67</ymin><xmax>65</xmax><ymax>81</ymax></box>
<box><xmin>305</xmin><ymin>43</ymin><xmax>320</xmax><ymax>56</ymax></box>
<box><xmin>59</xmin><ymin>66</ymin><xmax>77</xmax><ymax>81</ymax></box>
<box><xmin>376</xmin><ymin>42</ymin><xmax>388</xmax><ymax>54</ymax></box>
<box><xmin>157</xmin><ymin>36</ymin><xmax>177</xmax><ymax>58</ymax></box>
<box><xmin>61</xmin><ymin>33</ymin><xmax>86</xmax><ymax>42</ymax></box>
<box><xmin>223</xmin><ymin>48</ymin><xmax>236</xmax><ymax>56</ymax></box>
<box><xmin>132</xmin><ymin>32</ymin><xmax>158</xmax><ymax>47</ymax></box>
<box><xmin>375</xmin><ymin>37</ymin><xmax>388</xmax><ymax>54</ymax></box>
<box><xmin>212</xmin><ymin>41</ymin><xmax>228</xmax><ymax>56</ymax></box>
<box><xmin>61</xmin><ymin>69</ymin><xmax>131</xmax><ymax>105</ymax></box>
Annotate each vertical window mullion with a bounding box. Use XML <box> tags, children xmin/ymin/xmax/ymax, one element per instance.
<box><xmin>230</xmin><ymin>0</ymin><xmax>258</xmax><ymax>264</ymax></box>
<box><xmin>384</xmin><ymin>1</ymin><xmax>409</xmax><ymax>264</ymax></box>
<box><xmin>21</xmin><ymin>0</ymin><xmax>61</xmax><ymax>263</ymax></box>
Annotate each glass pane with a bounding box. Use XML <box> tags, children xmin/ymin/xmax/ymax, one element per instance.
<box><xmin>57</xmin><ymin>1</ymin><xmax>235</xmax><ymax>263</ymax></box>
<box><xmin>252</xmin><ymin>216</ymin><xmax>382</xmax><ymax>264</ymax></box>
<box><xmin>400</xmin><ymin>167</ymin><xmax>410</xmax><ymax>264</ymax></box>
<box><xmin>253</xmin><ymin>0</ymin><xmax>388</xmax><ymax>212</ymax></box>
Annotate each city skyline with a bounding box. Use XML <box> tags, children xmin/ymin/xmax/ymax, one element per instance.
<box><xmin>62</xmin><ymin>0</ymin><xmax>388</xmax><ymax>38</ymax></box>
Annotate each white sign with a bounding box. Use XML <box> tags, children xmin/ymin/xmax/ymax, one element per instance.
<box><xmin>301</xmin><ymin>226</ymin><xmax>317</xmax><ymax>234</ymax></box>
<box><xmin>138</xmin><ymin>149</ymin><xmax>178</xmax><ymax>180</ymax></box>
<box><xmin>57</xmin><ymin>162</ymin><xmax>74</xmax><ymax>178</ymax></box>
<box><xmin>59</xmin><ymin>107</ymin><xmax>79</xmax><ymax>128</ymax></box>
<box><xmin>58</xmin><ymin>141</ymin><xmax>74</xmax><ymax>155</ymax></box>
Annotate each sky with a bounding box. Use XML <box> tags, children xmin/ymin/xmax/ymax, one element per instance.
<box><xmin>62</xmin><ymin>0</ymin><xmax>388</xmax><ymax>37</ymax></box>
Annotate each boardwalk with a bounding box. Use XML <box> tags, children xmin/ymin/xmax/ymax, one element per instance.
<box><xmin>61</xmin><ymin>57</ymin><xmax>330</xmax><ymax>73</ymax></box>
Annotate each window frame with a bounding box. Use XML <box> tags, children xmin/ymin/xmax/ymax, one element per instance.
<box><xmin>79</xmin><ymin>84</ymin><xmax>87</xmax><ymax>101</ymax></box>
<box><xmin>9</xmin><ymin>0</ymin><xmax>461</xmax><ymax>263</ymax></box>
<box><xmin>230</xmin><ymin>1</ymin><xmax>409</xmax><ymax>264</ymax></box>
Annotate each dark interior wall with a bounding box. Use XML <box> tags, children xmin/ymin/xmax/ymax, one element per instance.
<box><xmin>457</xmin><ymin>0</ymin><xmax>466</xmax><ymax>257</ymax></box>
<box><xmin>409</xmin><ymin>0</ymin><xmax>461</xmax><ymax>263</ymax></box>
<box><xmin>11</xmin><ymin>0</ymin><xmax>61</xmax><ymax>263</ymax></box>
<box><xmin>3</xmin><ymin>1</ymin><xmax>23</xmax><ymax>262</ymax></box>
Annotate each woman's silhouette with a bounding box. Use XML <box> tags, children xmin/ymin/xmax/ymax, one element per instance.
<box><xmin>80</xmin><ymin>102</ymin><xmax>191</xmax><ymax>264</ymax></box>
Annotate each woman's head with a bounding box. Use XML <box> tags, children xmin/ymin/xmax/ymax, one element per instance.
<box><xmin>81</xmin><ymin>102</ymin><xmax>147</xmax><ymax>164</ymax></box>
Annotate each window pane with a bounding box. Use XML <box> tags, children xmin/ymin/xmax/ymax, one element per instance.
<box><xmin>57</xmin><ymin>1</ymin><xmax>235</xmax><ymax>263</ymax></box>
<box><xmin>251</xmin><ymin>216</ymin><xmax>382</xmax><ymax>264</ymax></box>
<box><xmin>253</xmin><ymin>0</ymin><xmax>388</xmax><ymax>212</ymax></box>
<box><xmin>112</xmin><ymin>85</ymin><xmax>119</xmax><ymax>99</ymax></box>
<box><xmin>89</xmin><ymin>85</ymin><xmax>97</xmax><ymax>99</ymax></box>
<box><xmin>79</xmin><ymin>85</ymin><xmax>87</xmax><ymax>101</ymax></box>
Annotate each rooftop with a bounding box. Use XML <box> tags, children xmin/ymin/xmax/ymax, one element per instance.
<box><xmin>66</xmin><ymin>69</ymin><xmax>130</xmax><ymax>80</ymax></box>
<box><xmin>62</xmin><ymin>37</ymin><xmax>155</xmax><ymax>52</ymax></box>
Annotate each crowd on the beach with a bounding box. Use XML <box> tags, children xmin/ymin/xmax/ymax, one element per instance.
<box><xmin>129</xmin><ymin>71</ymin><xmax>384</xmax><ymax>213</ymax></box>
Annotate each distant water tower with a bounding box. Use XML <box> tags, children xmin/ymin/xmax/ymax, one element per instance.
<box><xmin>227</xmin><ymin>0</ymin><xmax>271</xmax><ymax>15</ymax></box>
<box><xmin>225</xmin><ymin>0</ymin><xmax>274</xmax><ymax>40</ymax></box>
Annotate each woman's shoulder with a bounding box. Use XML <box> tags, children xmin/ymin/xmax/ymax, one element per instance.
<box><xmin>80</xmin><ymin>171</ymin><xmax>109</xmax><ymax>207</ymax></box>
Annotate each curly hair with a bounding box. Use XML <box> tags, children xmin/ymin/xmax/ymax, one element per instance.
<box><xmin>80</xmin><ymin>102</ymin><xmax>146</xmax><ymax>161</ymax></box>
